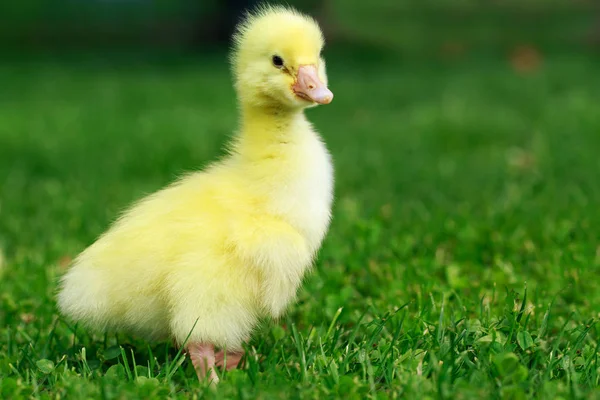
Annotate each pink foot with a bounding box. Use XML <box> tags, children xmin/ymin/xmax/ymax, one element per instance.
<box><xmin>188</xmin><ymin>343</ymin><xmax>219</xmax><ymax>384</ymax></box>
<box><xmin>215</xmin><ymin>350</ymin><xmax>244</xmax><ymax>370</ymax></box>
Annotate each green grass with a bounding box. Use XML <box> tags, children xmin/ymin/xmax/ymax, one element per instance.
<box><xmin>1</xmin><ymin>48</ymin><xmax>600</xmax><ymax>399</ymax></box>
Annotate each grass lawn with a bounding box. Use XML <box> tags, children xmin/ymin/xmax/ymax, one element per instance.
<box><xmin>1</xmin><ymin>48</ymin><xmax>599</xmax><ymax>399</ymax></box>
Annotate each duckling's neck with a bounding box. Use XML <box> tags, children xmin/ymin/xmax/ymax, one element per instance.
<box><xmin>234</xmin><ymin>105</ymin><xmax>308</xmax><ymax>152</ymax></box>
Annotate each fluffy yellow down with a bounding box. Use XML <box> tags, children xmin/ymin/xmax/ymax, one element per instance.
<box><xmin>57</xmin><ymin>5</ymin><xmax>334</xmax><ymax>352</ymax></box>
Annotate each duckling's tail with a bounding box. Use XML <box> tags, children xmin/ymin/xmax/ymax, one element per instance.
<box><xmin>56</xmin><ymin>261</ymin><xmax>112</xmax><ymax>331</ymax></box>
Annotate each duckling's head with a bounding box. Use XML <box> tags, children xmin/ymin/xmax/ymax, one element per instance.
<box><xmin>231</xmin><ymin>5</ymin><xmax>333</xmax><ymax>111</ymax></box>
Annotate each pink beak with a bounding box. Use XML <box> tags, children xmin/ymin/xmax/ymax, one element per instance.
<box><xmin>292</xmin><ymin>65</ymin><xmax>333</xmax><ymax>105</ymax></box>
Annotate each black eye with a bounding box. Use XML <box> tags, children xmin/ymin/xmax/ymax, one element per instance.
<box><xmin>272</xmin><ymin>55</ymin><xmax>284</xmax><ymax>68</ymax></box>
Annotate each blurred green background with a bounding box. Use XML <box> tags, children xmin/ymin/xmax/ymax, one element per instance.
<box><xmin>1</xmin><ymin>0</ymin><xmax>600</xmax><ymax>398</ymax></box>
<box><xmin>0</xmin><ymin>0</ymin><xmax>598</xmax><ymax>54</ymax></box>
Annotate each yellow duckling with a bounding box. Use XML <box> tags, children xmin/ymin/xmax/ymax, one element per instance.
<box><xmin>57</xmin><ymin>5</ymin><xmax>334</xmax><ymax>384</ymax></box>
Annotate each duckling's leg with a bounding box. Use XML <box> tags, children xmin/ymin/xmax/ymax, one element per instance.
<box><xmin>188</xmin><ymin>343</ymin><xmax>219</xmax><ymax>384</ymax></box>
<box><xmin>215</xmin><ymin>350</ymin><xmax>244</xmax><ymax>370</ymax></box>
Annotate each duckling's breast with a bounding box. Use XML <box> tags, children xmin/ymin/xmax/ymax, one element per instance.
<box><xmin>265</xmin><ymin>131</ymin><xmax>334</xmax><ymax>252</ymax></box>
